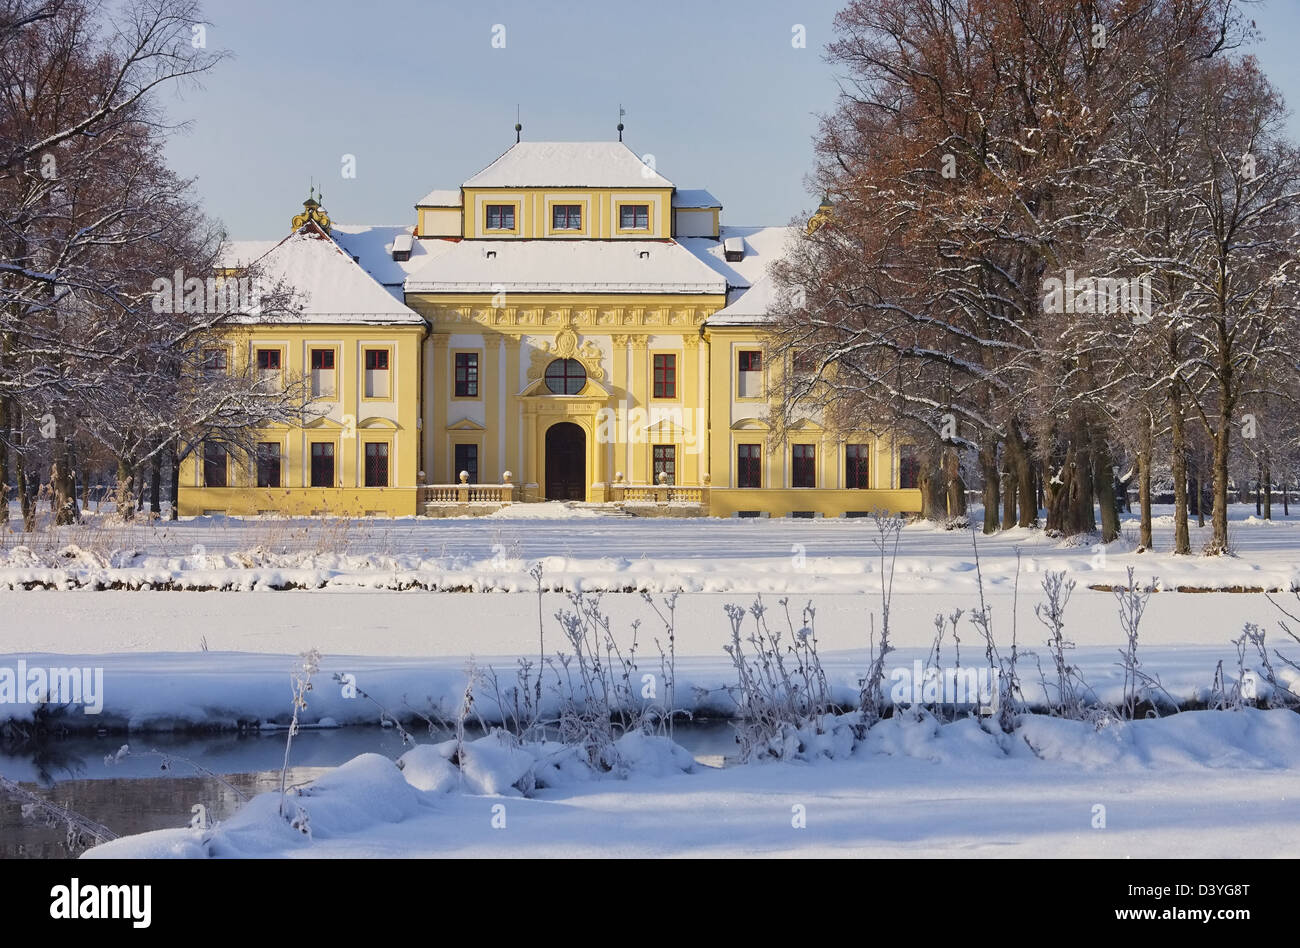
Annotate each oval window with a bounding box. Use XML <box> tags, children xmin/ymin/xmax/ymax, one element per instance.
<box><xmin>544</xmin><ymin>358</ymin><xmax>587</xmax><ymax>395</ymax></box>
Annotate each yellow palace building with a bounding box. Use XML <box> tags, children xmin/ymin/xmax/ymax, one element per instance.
<box><xmin>178</xmin><ymin>138</ymin><xmax>922</xmax><ymax>519</ymax></box>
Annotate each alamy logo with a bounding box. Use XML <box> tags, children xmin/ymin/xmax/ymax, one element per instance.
<box><xmin>151</xmin><ymin>268</ymin><xmax>259</xmax><ymax>314</ymax></box>
<box><xmin>1041</xmin><ymin>269</ymin><xmax>1152</xmax><ymax>323</ymax></box>
<box><xmin>0</xmin><ymin>660</ymin><xmax>104</xmax><ymax>714</ymax></box>
<box><xmin>49</xmin><ymin>879</ymin><xmax>151</xmax><ymax>928</ymax></box>
<box><xmin>888</xmin><ymin>661</ymin><xmax>999</xmax><ymax>714</ymax></box>
<box><xmin>595</xmin><ymin>400</ymin><xmax>707</xmax><ymax>454</ymax></box>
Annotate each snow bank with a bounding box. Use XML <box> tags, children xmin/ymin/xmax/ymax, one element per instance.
<box><xmin>85</xmin><ymin>730</ymin><xmax>695</xmax><ymax>858</ymax></box>
<box><xmin>82</xmin><ymin>708</ymin><xmax>1300</xmax><ymax>859</ymax></box>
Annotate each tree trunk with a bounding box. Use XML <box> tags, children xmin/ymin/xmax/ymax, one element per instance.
<box><xmin>1137</xmin><ymin>424</ymin><xmax>1153</xmax><ymax>551</ymax></box>
<box><xmin>1000</xmin><ymin>458</ymin><xmax>1017</xmax><ymax>530</ymax></box>
<box><xmin>979</xmin><ymin>436</ymin><xmax>1000</xmax><ymax>534</ymax></box>
<box><xmin>13</xmin><ymin>404</ymin><xmax>34</xmax><ymax>532</ymax></box>
<box><xmin>149</xmin><ymin>450</ymin><xmax>162</xmax><ymax>517</ymax></box>
<box><xmin>0</xmin><ymin>396</ymin><xmax>8</xmax><ymax>526</ymax></box>
<box><xmin>918</xmin><ymin>449</ymin><xmax>947</xmax><ymax>522</ymax></box>
<box><xmin>1044</xmin><ymin>452</ymin><xmax>1069</xmax><ymax>536</ymax></box>
<box><xmin>50</xmin><ymin>426</ymin><xmax>78</xmax><ymax>526</ymax></box>
<box><xmin>1092</xmin><ymin>438</ymin><xmax>1120</xmax><ymax>543</ymax></box>
<box><xmin>1255</xmin><ymin>456</ymin><xmax>1262</xmax><ymax>516</ymax></box>
<box><xmin>116</xmin><ymin>455</ymin><xmax>136</xmax><ymax>522</ymax></box>
<box><xmin>1195</xmin><ymin>453</ymin><xmax>1204</xmax><ymax>528</ymax></box>
<box><xmin>168</xmin><ymin>440</ymin><xmax>180</xmax><ymax>521</ymax></box>
<box><xmin>942</xmin><ymin>446</ymin><xmax>966</xmax><ymax>518</ymax></box>
<box><xmin>1262</xmin><ymin>448</ymin><xmax>1272</xmax><ymax>520</ymax></box>
<box><xmin>1169</xmin><ymin>390</ymin><xmax>1190</xmax><ymax>554</ymax></box>
<box><xmin>1209</xmin><ymin>425</ymin><xmax>1230</xmax><ymax>553</ymax></box>
<box><xmin>1062</xmin><ymin>412</ymin><xmax>1096</xmax><ymax>538</ymax></box>
<box><xmin>1006</xmin><ymin>422</ymin><xmax>1035</xmax><ymax>528</ymax></box>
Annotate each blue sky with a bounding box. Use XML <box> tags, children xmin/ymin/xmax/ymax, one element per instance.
<box><xmin>163</xmin><ymin>0</ymin><xmax>1300</xmax><ymax>240</ymax></box>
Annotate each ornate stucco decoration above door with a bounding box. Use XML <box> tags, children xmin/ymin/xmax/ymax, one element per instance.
<box><xmin>526</xmin><ymin>322</ymin><xmax>607</xmax><ymax>384</ymax></box>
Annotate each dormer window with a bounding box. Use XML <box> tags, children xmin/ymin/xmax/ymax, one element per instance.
<box><xmin>486</xmin><ymin>204</ymin><xmax>515</xmax><ymax>230</ymax></box>
<box><xmin>619</xmin><ymin>204</ymin><xmax>649</xmax><ymax>230</ymax></box>
<box><xmin>552</xmin><ymin>205</ymin><xmax>582</xmax><ymax>231</ymax></box>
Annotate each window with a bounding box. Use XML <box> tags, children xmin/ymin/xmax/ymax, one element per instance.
<box><xmin>203</xmin><ymin>442</ymin><xmax>227</xmax><ymax>488</ymax></box>
<box><xmin>738</xmin><ymin>350</ymin><xmax>763</xmax><ymax>398</ymax></box>
<box><xmin>846</xmin><ymin>444</ymin><xmax>870</xmax><ymax>489</ymax></box>
<box><xmin>256</xmin><ymin>443</ymin><xmax>281</xmax><ymax>488</ymax></box>
<box><xmin>364</xmin><ymin>443</ymin><xmax>389</xmax><ymax>487</ymax></box>
<box><xmin>653</xmin><ymin>445</ymin><xmax>676</xmax><ymax>484</ymax></box>
<box><xmin>653</xmin><ymin>354</ymin><xmax>676</xmax><ymax>399</ymax></box>
<box><xmin>899</xmin><ymin>445</ymin><xmax>920</xmax><ymax>489</ymax></box>
<box><xmin>256</xmin><ymin>348</ymin><xmax>281</xmax><ymax>391</ymax></box>
<box><xmin>310</xmin><ymin>442</ymin><xmax>335</xmax><ymax>487</ymax></box>
<box><xmin>455</xmin><ymin>352</ymin><xmax>479</xmax><ymax>398</ymax></box>
<box><xmin>792</xmin><ymin>444</ymin><xmax>816</xmax><ymax>488</ymax></box>
<box><xmin>454</xmin><ymin>443</ymin><xmax>478</xmax><ymax>484</ymax></box>
<box><xmin>364</xmin><ymin>348</ymin><xmax>390</xmax><ymax>398</ymax></box>
<box><xmin>485</xmin><ymin>204</ymin><xmax>515</xmax><ymax>230</ymax></box>
<box><xmin>551</xmin><ymin>204</ymin><xmax>582</xmax><ymax>231</ymax></box>
<box><xmin>544</xmin><ymin>358</ymin><xmax>586</xmax><ymax>395</ymax></box>
<box><xmin>310</xmin><ymin>348</ymin><xmax>335</xmax><ymax>397</ymax></box>
<box><xmin>202</xmin><ymin>348</ymin><xmax>227</xmax><ymax>376</ymax></box>
<box><xmin>620</xmin><ymin>204</ymin><xmax>650</xmax><ymax>229</ymax></box>
<box><xmin>737</xmin><ymin>444</ymin><xmax>762</xmax><ymax>488</ymax></box>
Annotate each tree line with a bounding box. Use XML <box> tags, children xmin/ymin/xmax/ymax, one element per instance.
<box><xmin>772</xmin><ymin>0</ymin><xmax>1300</xmax><ymax>553</ymax></box>
<box><xmin>0</xmin><ymin>0</ymin><xmax>302</xmax><ymax>527</ymax></box>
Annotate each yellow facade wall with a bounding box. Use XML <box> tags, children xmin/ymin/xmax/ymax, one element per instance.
<box><xmin>702</xmin><ymin>325</ymin><xmax>921</xmax><ymax>517</ymax></box>
<box><xmin>709</xmin><ymin>488</ymin><xmax>923</xmax><ymax>518</ymax></box>
<box><xmin>461</xmin><ymin>187</ymin><xmax>673</xmax><ymax>239</ymax></box>
<box><xmin>417</xmin><ymin>207</ymin><xmax>461</xmax><ymax>237</ymax></box>
<box><xmin>177</xmin><ymin>323</ymin><xmax>426</xmax><ymax>517</ymax></box>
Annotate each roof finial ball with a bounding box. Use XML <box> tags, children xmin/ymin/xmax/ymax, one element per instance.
<box><xmin>618</xmin><ymin>104</ymin><xmax>626</xmax><ymax>143</ymax></box>
<box><xmin>514</xmin><ymin>121</ymin><xmax>522</xmax><ymax>144</ymax></box>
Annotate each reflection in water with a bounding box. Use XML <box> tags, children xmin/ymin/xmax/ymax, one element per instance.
<box><xmin>0</xmin><ymin>722</ymin><xmax>740</xmax><ymax>859</ymax></box>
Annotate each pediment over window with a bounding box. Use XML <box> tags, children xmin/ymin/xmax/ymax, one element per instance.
<box><xmin>357</xmin><ymin>416</ymin><xmax>400</xmax><ymax>430</ymax></box>
<box><xmin>731</xmin><ymin>416</ymin><xmax>770</xmax><ymax>431</ymax></box>
<box><xmin>304</xmin><ymin>416</ymin><xmax>345</xmax><ymax>429</ymax></box>
<box><xmin>447</xmin><ymin>417</ymin><xmax>486</xmax><ymax>430</ymax></box>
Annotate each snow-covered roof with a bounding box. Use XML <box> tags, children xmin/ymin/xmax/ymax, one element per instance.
<box><xmin>682</xmin><ymin>225</ymin><xmax>794</xmax><ymax>286</ymax></box>
<box><xmin>679</xmin><ymin>225</ymin><xmax>797</xmax><ymax>325</ymax></box>
<box><xmin>416</xmin><ymin>189</ymin><xmax>461</xmax><ymax>207</ymax></box>
<box><xmin>217</xmin><ymin>240</ymin><xmax>279</xmax><ymax>269</ymax></box>
<box><xmin>708</xmin><ymin>275</ymin><xmax>786</xmax><ymax>325</ymax></box>
<box><xmin>230</xmin><ymin>225</ymin><xmax>425</xmax><ymax>325</ymax></box>
<box><xmin>404</xmin><ymin>239</ymin><xmax>725</xmax><ymax>295</ymax></box>
<box><xmin>331</xmin><ymin>223</ymin><xmax>461</xmax><ymax>296</ymax></box>
<box><xmin>463</xmin><ymin>141</ymin><xmax>674</xmax><ymax>189</ymax></box>
<box><xmin>672</xmin><ymin>189</ymin><xmax>721</xmax><ymax>208</ymax></box>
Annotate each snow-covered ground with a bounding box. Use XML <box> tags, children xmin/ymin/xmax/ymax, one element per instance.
<box><xmin>0</xmin><ymin>503</ymin><xmax>1295</xmax><ymax>594</ymax></box>
<box><xmin>0</xmin><ymin>504</ymin><xmax>1295</xmax><ymax>728</ymax></box>
<box><xmin>81</xmin><ymin>709</ymin><xmax>1300</xmax><ymax>858</ymax></box>
<box><xmin>1</xmin><ymin>504</ymin><xmax>1296</xmax><ymax>858</ymax></box>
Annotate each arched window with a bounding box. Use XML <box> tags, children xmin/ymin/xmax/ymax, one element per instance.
<box><xmin>544</xmin><ymin>358</ymin><xmax>587</xmax><ymax>395</ymax></box>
